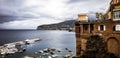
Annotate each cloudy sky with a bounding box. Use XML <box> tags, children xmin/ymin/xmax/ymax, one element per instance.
<box><xmin>0</xmin><ymin>0</ymin><xmax>111</xmax><ymax>29</ymax></box>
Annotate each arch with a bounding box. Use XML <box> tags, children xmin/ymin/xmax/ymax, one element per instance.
<box><xmin>107</xmin><ymin>37</ymin><xmax>119</xmax><ymax>56</ymax></box>
<box><xmin>104</xmin><ymin>34</ymin><xmax>120</xmax><ymax>42</ymax></box>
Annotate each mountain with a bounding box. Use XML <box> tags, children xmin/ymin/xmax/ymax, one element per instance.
<box><xmin>37</xmin><ymin>20</ymin><xmax>75</xmax><ymax>30</ymax></box>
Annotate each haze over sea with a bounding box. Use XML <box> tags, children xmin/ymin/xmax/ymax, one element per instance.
<box><xmin>0</xmin><ymin>30</ymin><xmax>76</xmax><ymax>58</ymax></box>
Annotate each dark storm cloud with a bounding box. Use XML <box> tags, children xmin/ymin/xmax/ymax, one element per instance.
<box><xmin>0</xmin><ymin>15</ymin><xmax>17</xmax><ymax>23</ymax></box>
<box><xmin>0</xmin><ymin>0</ymin><xmax>55</xmax><ymax>23</ymax></box>
<box><xmin>0</xmin><ymin>14</ymin><xmax>42</xmax><ymax>23</ymax></box>
<box><xmin>0</xmin><ymin>14</ymin><xmax>35</xmax><ymax>23</ymax></box>
<box><xmin>0</xmin><ymin>13</ymin><xmax>28</xmax><ymax>23</ymax></box>
<box><xmin>0</xmin><ymin>9</ymin><xmax>20</xmax><ymax>23</ymax></box>
<box><xmin>0</xmin><ymin>0</ymin><xmax>25</xmax><ymax>23</ymax></box>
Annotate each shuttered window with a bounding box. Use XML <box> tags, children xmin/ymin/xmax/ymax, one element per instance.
<box><xmin>98</xmin><ymin>25</ymin><xmax>106</xmax><ymax>31</ymax></box>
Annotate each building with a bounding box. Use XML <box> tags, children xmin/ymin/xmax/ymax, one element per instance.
<box><xmin>78</xmin><ymin>14</ymin><xmax>88</xmax><ymax>21</ymax></box>
<box><xmin>75</xmin><ymin>0</ymin><xmax>120</xmax><ymax>57</ymax></box>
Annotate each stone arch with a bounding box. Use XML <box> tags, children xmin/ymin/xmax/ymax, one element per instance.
<box><xmin>104</xmin><ymin>34</ymin><xmax>120</xmax><ymax>42</ymax></box>
<box><xmin>107</xmin><ymin>37</ymin><xmax>119</xmax><ymax>56</ymax></box>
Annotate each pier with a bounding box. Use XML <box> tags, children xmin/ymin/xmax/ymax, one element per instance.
<box><xmin>0</xmin><ymin>38</ymin><xmax>41</xmax><ymax>55</ymax></box>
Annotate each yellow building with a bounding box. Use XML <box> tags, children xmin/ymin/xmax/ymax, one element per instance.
<box><xmin>78</xmin><ymin>14</ymin><xmax>88</xmax><ymax>21</ymax></box>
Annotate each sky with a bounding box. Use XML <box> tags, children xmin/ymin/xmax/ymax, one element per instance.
<box><xmin>0</xmin><ymin>0</ymin><xmax>111</xmax><ymax>29</ymax></box>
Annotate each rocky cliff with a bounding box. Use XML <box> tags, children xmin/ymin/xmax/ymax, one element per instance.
<box><xmin>37</xmin><ymin>20</ymin><xmax>75</xmax><ymax>30</ymax></box>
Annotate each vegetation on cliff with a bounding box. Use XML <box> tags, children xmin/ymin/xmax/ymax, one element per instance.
<box><xmin>37</xmin><ymin>20</ymin><xmax>75</xmax><ymax>30</ymax></box>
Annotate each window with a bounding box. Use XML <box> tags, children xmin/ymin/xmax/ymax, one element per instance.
<box><xmin>113</xmin><ymin>10</ymin><xmax>120</xmax><ymax>21</ymax></box>
<box><xmin>98</xmin><ymin>25</ymin><xmax>105</xmax><ymax>31</ymax></box>
<box><xmin>100</xmin><ymin>25</ymin><xmax>104</xmax><ymax>31</ymax></box>
<box><xmin>116</xmin><ymin>25</ymin><xmax>120</xmax><ymax>31</ymax></box>
<box><xmin>90</xmin><ymin>24</ymin><xmax>94</xmax><ymax>33</ymax></box>
<box><xmin>113</xmin><ymin>25</ymin><xmax>120</xmax><ymax>31</ymax></box>
<box><xmin>83</xmin><ymin>24</ymin><xmax>88</xmax><ymax>30</ymax></box>
<box><xmin>83</xmin><ymin>24</ymin><xmax>88</xmax><ymax>33</ymax></box>
<box><xmin>113</xmin><ymin>26</ymin><xmax>116</xmax><ymax>31</ymax></box>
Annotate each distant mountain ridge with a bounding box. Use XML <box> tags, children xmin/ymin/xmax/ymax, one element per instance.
<box><xmin>37</xmin><ymin>20</ymin><xmax>75</xmax><ymax>30</ymax></box>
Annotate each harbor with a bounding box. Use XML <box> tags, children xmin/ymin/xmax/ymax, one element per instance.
<box><xmin>0</xmin><ymin>38</ymin><xmax>41</xmax><ymax>55</ymax></box>
<box><xmin>0</xmin><ymin>30</ymin><xmax>76</xmax><ymax>58</ymax></box>
<box><xmin>0</xmin><ymin>38</ymin><xmax>76</xmax><ymax>58</ymax></box>
<box><xmin>0</xmin><ymin>36</ymin><xmax>76</xmax><ymax>58</ymax></box>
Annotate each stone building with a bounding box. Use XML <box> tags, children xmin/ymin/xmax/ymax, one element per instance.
<box><xmin>75</xmin><ymin>0</ymin><xmax>120</xmax><ymax>57</ymax></box>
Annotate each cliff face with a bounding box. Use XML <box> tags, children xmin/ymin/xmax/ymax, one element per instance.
<box><xmin>37</xmin><ymin>20</ymin><xmax>75</xmax><ymax>30</ymax></box>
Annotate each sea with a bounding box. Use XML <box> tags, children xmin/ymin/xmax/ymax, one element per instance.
<box><xmin>0</xmin><ymin>30</ymin><xmax>76</xmax><ymax>58</ymax></box>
